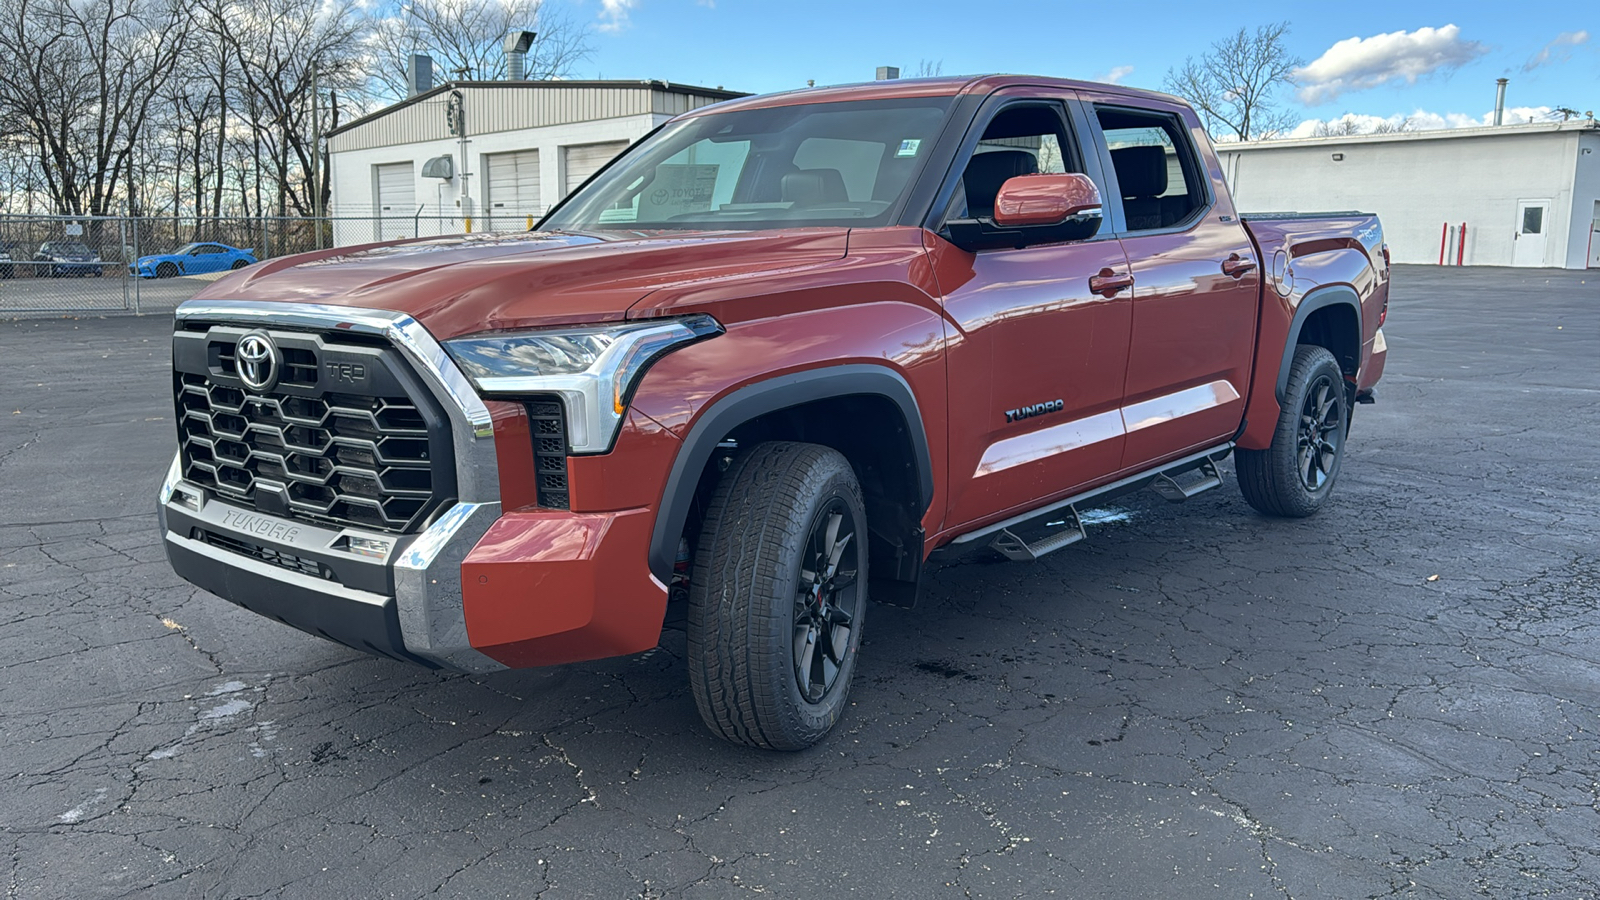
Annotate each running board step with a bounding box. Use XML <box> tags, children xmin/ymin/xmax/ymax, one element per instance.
<box><xmin>989</xmin><ymin>507</ymin><xmax>1086</xmax><ymax>561</ymax></box>
<box><xmin>1148</xmin><ymin>459</ymin><xmax>1222</xmax><ymax>503</ymax></box>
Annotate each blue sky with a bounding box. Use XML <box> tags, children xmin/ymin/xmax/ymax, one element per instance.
<box><xmin>575</xmin><ymin>0</ymin><xmax>1597</xmax><ymax>132</ymax></box>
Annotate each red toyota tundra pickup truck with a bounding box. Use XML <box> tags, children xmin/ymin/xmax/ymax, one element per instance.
<box><xmin>160</xmin><ymin>75</ymin><xmax>1387</xmax><ymax>749</ymax></box>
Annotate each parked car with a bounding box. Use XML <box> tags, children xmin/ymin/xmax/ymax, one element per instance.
<box><xmin>0</xmin><ymin>242</ymin><xmax>16</xmax><ymax>279</ymax></box>
<box><xmin>160</xmin><ymin>74</ymin><xmax>1389</xmax><ymax>750</ymax></box>
<box><xmin>34</xmin><ymin>240</ymin><xmax>103</xmax><ymax>277</ymax></box>
<box><xmin>132</xmin><ymin>242</ymin><xmax>256</xmax><ymax>279</ymax></box>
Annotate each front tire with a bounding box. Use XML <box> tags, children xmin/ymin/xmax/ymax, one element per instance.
<box><xmin>1237</xmin><ymin>344</ymin><xmax>1349</xmax><ymax>517</ymax></box>
<box><xmin>156</xmin><ymin>262</ymin><xmax>177</xmax><ymax>279</ymax></box>
<box><xmin>688</xmin><ymin>442</ymin><xmax>867</xmax><ymax>750</ymax></box>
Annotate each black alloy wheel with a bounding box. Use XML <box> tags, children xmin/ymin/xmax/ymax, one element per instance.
<box><xmin>688</xmin><ymin>441</ymin><xmax>869</xmax><ymax>750</ymax></box>
<box><xmin>156</xmin><ymin>261</ymin><xmax>177</xmax><ymax>279</ymax></box>
<box><xmin>793</xmin><ymin>499</ymin><xmax>861</xmax><ymax>704</ymax></box>
<box><xmin>1297</xmin><ymin>373</ymin><xmax>1344</xmax><ymax>491</ymax></box>
<box><xmin>1236</xmin><ymin>343</ymin><xmax>1349</xmax><ymax>517</ymax></box>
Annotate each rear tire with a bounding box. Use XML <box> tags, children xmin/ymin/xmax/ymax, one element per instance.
<box><xmin>687</xmin><ymin>441</ymin><xmax>867</xmax><ymax>750</ymax></box>
<box><xmin>230</xmin><ymin>259</ymin><xmax>249</xmax><ymax>270</ymax></box>
<box><xmin>1237</xmin><ymin>344</ymin><xmax>1348</xmax><ymax>517</ymax></box>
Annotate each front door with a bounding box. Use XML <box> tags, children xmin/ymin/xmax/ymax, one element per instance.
<box><xmin>1086</xmin><ymin>99</ymin><xmax>1258</xmax><ymax>470</ymax></box>
<box><xmin>930</xmin><ymin>97</ymin><xmax>1134</xmax><ymax>531</ymax></box>
<box><xmin>1512</xmin><ymin>199</ymin><xmax>1550</xmax><ymax>268</ymax></box>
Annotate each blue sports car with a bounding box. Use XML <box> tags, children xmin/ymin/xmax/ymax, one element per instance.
<box><xmin>131</xmin><ymin>243</ymin><xmax>257</xmax><ymax>278</ymax></box>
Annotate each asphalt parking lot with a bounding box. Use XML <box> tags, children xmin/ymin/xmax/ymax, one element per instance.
<box><xmin>2</xmin><ymin>265</ymin><xmax>1597</xmax><ymax>898</ymax></box>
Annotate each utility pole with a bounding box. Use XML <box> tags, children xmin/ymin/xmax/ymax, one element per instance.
<box><xmin>450</xmin><ymin>67</ymin><xmax>472</xmax><ymax>233</ymax></box>
<box><xmin>311</xmin><ymin>66</ymin><xmax>326</xmax><ymax>249</ymax></box>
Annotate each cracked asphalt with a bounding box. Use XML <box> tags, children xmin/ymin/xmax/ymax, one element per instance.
<box><xmin>3</xmin><ymin>265</ymin><xmax>1598</xmax><ymax>899</ymax></box>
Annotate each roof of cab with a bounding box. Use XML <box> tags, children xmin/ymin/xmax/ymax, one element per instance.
<box><xmin>678</xmin><ymin>74</ymin><xmax>1187</xmax><ymax>117</ymax></box>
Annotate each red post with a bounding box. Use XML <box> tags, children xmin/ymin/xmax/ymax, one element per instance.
<box><xmin>1458</xmin><ymin>222</ymin><xmax>1467</xmax><ymax>266</ymax></box>
<box><xmin>1439</xmin><ymin>222</ymin><xmax>1448</xmax><ymax>265</ymax></box>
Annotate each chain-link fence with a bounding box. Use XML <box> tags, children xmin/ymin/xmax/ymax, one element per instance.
<box><xmin>0</xmin><ymin>213</ymin><xmax>480</xmax><ymax>316</ymax></box>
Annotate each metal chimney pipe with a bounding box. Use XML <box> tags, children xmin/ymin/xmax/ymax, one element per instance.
<box><xmin>1494</xmin><ymin>78</ymin><xmax>1508</xmax><ymax>126</ymax></box>
<box><xmin>503</xmin><ymin>30</ymin><xmax>537</xmax><ymax>81</ymax></box>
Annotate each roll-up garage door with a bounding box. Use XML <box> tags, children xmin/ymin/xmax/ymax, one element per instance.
<box><xmin>485</xmin><ymin>149</ymin><xmax>541</xmax><ymax>231</ymax></box>
<box><xmin>563</xmin><ymin>142</ymin><xmax>628</xmax><ymax>197</ymax></box>
<box><xmin>375</xmin><ymin>162</ymin><xmax>416</xmax><ymax>242</ymax></box>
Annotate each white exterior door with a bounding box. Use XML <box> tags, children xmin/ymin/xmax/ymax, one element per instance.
<box><xmin>1512</xmin><ymin>199</ymin><xmax>1550</xmax><ymax>268</ymax></box>
<box><xmin>485</xmin><ymin>149</ymin><xmax>541</xmax><ymax>231</ymax></box>
<box><xmin>374</xmin><ymin>162</ymin><xmax>416</xmax><ymax>242</ymax></box>
<box><xmin>563</xmin><ymin>142</ymin><xmax>628</xmax><ymax>198</ymax></box>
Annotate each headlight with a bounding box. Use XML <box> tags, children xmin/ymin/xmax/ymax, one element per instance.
<box><xmin>443</xmin><ymin>315</ymin><xmax>721</xmax><ymax>454</ymax></box>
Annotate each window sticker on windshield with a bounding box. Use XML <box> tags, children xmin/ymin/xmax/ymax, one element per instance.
<box><xmin>635</xmin><ymin>164</ymin><xmax>721</xmax><ymax>223</ymax></box>
<box><xmin>896</xmin><ymin>139</ymin><xmax>922</xmax><ymax>158</ymax></box>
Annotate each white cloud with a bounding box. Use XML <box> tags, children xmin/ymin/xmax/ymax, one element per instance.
<box><xmin>1104</xmin><ymin>65</ymin><xmax>1134</xmax><ymax>85</ymax></box>
<box><xmin>1294</xmin><ymin>25</ymin><xmax>1489</xmax><ymax>105</ymax></box>
<box><xmin>1524</xmin><ymin>30</ymin><xmax>1589</xmax><ymax>72</ymax></box>
<box><xmin>598</xmin><ymin>0</ymin><xmax>635</xmax><ymax>32</ymax></box>
<box><xmin>1289</xmin><ymin>105</ymin><xmax>1559</xmax><ymax>137</ymax></box>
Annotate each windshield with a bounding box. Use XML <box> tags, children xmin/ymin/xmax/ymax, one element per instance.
<box><xmin>174</xmin><ymin>243</ymin><xmax>201</xmax><ymax>255</ymax></box>
<box><xmin>541</xmin><ymin>97</ymin><xmax>955</xmax><ymax>233</ymax></box>
<box><xmin>50</xmin><ymin>242</ymin><xmax>91</xmax><ymax>255</ymax></box>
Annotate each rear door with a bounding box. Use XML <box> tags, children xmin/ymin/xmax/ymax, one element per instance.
<box><xmin>927</xmin><ymin>91</ymin><xmax>1134</xmax><ymax>532</ymax></box>
<box><xmin>1080</xmin><ymin>96</ymin><xmax>1259</xmax><ymax>469</ymax></box>
<box><xmin>486</xmin><ymin>149</ymin><xmax>541</xmax><ymax>231</ymax></box>
<box><xmin>374</xmin><ymin>162</ymin><xmax>416</xmax><ymax>241</ymax></box>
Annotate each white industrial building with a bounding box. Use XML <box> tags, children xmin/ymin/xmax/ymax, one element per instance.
<box><xmin>1218</xmin><ymin>120</ymin><xmax>1600</xmax><ymax>269</ymax></box>
<box><xmin>326</xmin><ymin>80</ymin><xmax>744</xmax><ymax>244</ymax></box>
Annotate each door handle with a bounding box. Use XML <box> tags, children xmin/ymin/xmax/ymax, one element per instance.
<box><xmin>1222</xmin><ymin>254</ymin><xmax>1256</xmax><ymax>278</ymax></box>
<box><xmin>1089</xmin><ymin>268</ymin><xmax>1134</xmax><ymax>297</ymax></box>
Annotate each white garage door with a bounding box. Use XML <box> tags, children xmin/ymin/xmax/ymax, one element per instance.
<box><xmin>485</xmin><ymin>149</ymin><xmax>541</xmax><ymax>231</ymax></box>
<box><xmin>374</xmin><ymin>162</ymin><xmax>415</xmax><ymax>242</ymax></box>
<box><xmin>564</xmin><ymin>142</ymin><xmax>628</xmax><ymax>197</ymax></box>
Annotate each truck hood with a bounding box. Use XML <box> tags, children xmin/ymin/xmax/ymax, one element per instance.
<box><xmin>189</xmin><ymin>229</ymin><xmax>850</xmax><ymax>340</ymax></box>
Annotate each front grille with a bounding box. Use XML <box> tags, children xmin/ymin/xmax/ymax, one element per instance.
<box><xmin>173</xmin><ymin>326</ymin><xmax>455</xmax><ymax>533</ymax></box>
<box><xmin>196</xmin><ymin>528</ymin><xmax>333</xmax><ymax>581</ymax></box>
<box><xmin>525</xmin><ymin>399</ymin><xmax>570</xmax><ymax>510</ymax></box>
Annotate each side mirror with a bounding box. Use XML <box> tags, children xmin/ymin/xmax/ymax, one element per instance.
<box><xmin>944</xmin><ymin>172</ymin><xmax>1104</xmax><ymax>252</ymax></box>
<box><xmin>993</xmin><ymin>173</ymin><xmax>1102</xmax><ymax>228</ymax></box>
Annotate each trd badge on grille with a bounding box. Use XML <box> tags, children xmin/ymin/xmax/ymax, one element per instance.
<box><xmin>236</xmin><ymin>330</ymin><xmax>281</xmax><ymax>392</ymax></box>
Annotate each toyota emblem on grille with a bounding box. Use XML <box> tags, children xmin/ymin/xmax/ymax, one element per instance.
<box><xmin>236</xmin><ymin>331</ymin><xmax>281</xmax><ymax>392</ymax></box>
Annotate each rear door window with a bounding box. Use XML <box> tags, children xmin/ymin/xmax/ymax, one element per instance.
<box><xmin>1095</xmin><ymin>107</ymin><xmax>1207</xmax><ymax>231</ymax></box>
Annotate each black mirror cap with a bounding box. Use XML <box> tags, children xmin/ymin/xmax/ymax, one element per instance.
<box><xmin>943</xmin><ymin>212</ymin><xmax>1103</xmax><ymax>252</ymax></box>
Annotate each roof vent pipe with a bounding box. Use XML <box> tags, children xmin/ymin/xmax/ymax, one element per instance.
<box><xmin>407</xmin><ymin>53</ymin><xmax>433</xmax><ymax>97</ymax></box>
<box><xmin>504</xmin><ymin>30</ymin><xmax>537</xmax><ymax>81</ymax></box>
<box><xmin>1494</xmin><ymin>78</ymin><xmax>1508</xmax><ymax>126</ymax></box>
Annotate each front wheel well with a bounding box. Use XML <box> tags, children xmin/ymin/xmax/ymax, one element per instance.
<box><xmin>681</xmin><ymin>393</ymin><xmax>927</xmax><ymax>607</ymax></box>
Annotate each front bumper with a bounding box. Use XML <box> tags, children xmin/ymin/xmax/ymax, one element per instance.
<box><xmin>159</xmin><ymin>300</ymin><xmax>668</xmax><ymax>673</ymax></box>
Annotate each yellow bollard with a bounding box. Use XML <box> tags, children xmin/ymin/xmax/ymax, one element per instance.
<box><xmin>464</xmin><ymin>217</ymin><xmax>472</xmax><ymax>234</ymax></box>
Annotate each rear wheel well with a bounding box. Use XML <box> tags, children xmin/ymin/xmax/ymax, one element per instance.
<box><xmin>1297</xmin><ymin>303</ymin><xmax>1360</xmax><ymax>380</ymax></box>
<box><xmin>681</xmin><ymin>394</ymin><xmax>926</xmax><ymax>607</ymax></box>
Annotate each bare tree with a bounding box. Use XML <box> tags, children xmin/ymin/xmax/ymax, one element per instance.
<box><xmin>912</xmin><ymin>59</ymin><xmax>944</xmax><ymax>78</ymax></box>
<box><xmin>367</xmin><ymin>0</ymin><xmax>591</xmax><ymax>101</ymax></box>
<box><xmin>1163</xmin><ymin>22</ymin><xmax>1303</xmax><ymax>141</ymax></box>
<box><xmin>0</xmin><ymin>0</ymin><xmax>191</xmax><ymax>215</ymax></box>
<box><xmin>201</xmin><ymin>0</ymin><xmax>369</xmax><ymax>224</ymax></box>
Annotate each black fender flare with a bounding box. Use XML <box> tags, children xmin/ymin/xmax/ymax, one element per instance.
<box><xmin>1276</xmin><ymin>285</ymin><xmax>1362</xmax><ymax>404</ymax></box>
<box><xmin>647</xmin><ymin>364</ymin><xmax>936</xmax><ymax>582</ymax></box>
